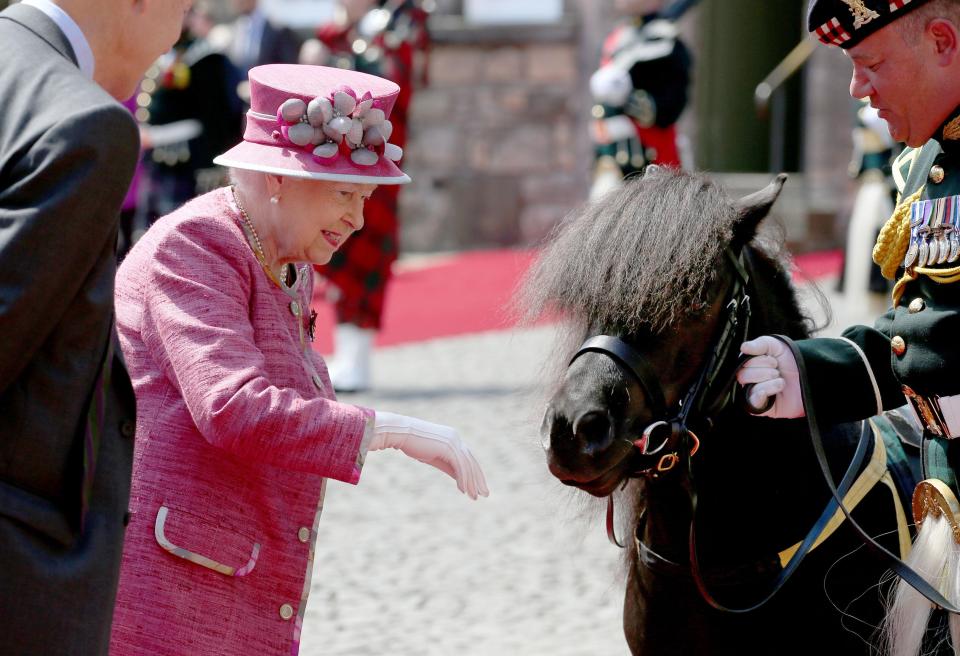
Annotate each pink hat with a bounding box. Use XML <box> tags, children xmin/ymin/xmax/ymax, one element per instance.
<box><xmin>213</xmin><ymin>64</ymin><xmax>410</xmax><ymax>185</ymax></box>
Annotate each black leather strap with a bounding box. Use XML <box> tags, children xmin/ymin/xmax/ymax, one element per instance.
<box><xmin>686</xmin><ymin>418</ymin><xmax>873</xmax><ymax>613</ymax></box>
<box><xmin>572</xmin><ymin>335</ymin><xmax>667</xmax><ymax>419</ymax></box>
<box><xmin>773</xmin><ymin>334</ymin><xmax>960</xmax><ymax>614</ymax></box>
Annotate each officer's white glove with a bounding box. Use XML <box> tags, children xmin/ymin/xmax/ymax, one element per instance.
<box><xmin>371</xmin><ymin>411</ymin><xmax>489</xmax><ymax>500</ymax></box>
<box><xmin>589</xmin><ymin>65</ymin><xmax>633</xmax><ymax>107</ymax></box>
<box><xmin>736</xmin><ymin>336</ymin><xmax>805</xmax><ymax>419</ymax></box>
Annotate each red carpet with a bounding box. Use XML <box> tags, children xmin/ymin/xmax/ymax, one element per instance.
<box><xmin>311</xmin><ymin>248</ymin><xmax>843</xmax><ymax>351</ymax></box>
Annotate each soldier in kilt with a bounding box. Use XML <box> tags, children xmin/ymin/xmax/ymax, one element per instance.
<box><xmin>588</xmin><ymin>0</ymin><xmax>692</xmax><ymax>198</ymax></box>
<box><xmin>305</xmin><ymin>0</ymin><xmax>428</xmax><ymax>392</ymax></box>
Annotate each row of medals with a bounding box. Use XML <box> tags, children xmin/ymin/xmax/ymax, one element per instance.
<box><xmin>904</xmin><ymin>209</ymin><xmax>960</xmax><ymax>269</ymax></box>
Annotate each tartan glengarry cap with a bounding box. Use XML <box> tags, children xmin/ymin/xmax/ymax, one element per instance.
<box><xmin>807</xmin><ymin>0</ymin><xmax>933</xmax><ymax>48</ymax></box>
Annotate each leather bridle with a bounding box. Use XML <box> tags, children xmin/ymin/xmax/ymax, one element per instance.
<box><xmin>566</xmin><ymin>246</ymin><xmax>754</xmax><ymax>481</ymax></box>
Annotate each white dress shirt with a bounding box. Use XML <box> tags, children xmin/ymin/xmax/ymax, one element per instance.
<box><xmin>20</xmin><ymin>0</ymin><xmax>95</xmax><ymax>78</ymax></box>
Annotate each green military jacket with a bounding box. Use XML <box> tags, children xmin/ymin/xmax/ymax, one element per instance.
<box><xmin>795</xmin><ymin>105</ymin><xmax>960</xmax><ymax>428</ymax></box>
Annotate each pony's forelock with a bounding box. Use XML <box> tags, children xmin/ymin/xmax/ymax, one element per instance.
<box><xmin>519</xmin><ymin>168</ymin><xmax>741</xmax><ymax>339</ymax></box>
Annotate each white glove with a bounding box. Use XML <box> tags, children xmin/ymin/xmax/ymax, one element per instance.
<box><xmin>371</xmin><ymin>411</ymin><xmax>489</xmax><ymax>500</ymax></box>
<box><xmin>736</xmin><ymin>336</ymin><xmax>805</xmax><ymax>419</ymax></box>
<box><xmin>589</xmin><ymin>65</ymin><xmax>633</xmax><ymax>106</ymax></box>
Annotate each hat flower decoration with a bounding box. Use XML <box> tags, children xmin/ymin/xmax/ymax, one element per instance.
<box><xmin>276</xmin><ymin>86</ymin><xmax>403</xmax><ymax>168</ymax></box>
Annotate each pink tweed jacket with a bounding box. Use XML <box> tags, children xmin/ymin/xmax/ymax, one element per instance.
<box><xmin>110</xmin><ymin>187</ymin><xmax>373</xmax><ymax>655</ymax></box>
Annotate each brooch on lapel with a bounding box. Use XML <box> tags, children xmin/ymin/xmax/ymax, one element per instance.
<box><xmin>308</xmin><ymin>309</ymin><xmax>318</xmax><ymax>342</ymax></box>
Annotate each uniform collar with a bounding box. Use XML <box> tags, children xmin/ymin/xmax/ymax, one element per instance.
<box><xmin>19</xmin><ymin>0</ymin><xmax>94</xmax><ymax>78</ymax></box>
<box><xmin>935</xmin><ymin>105</ymin><xmax>960</xmax><ymax>155</ymax></box>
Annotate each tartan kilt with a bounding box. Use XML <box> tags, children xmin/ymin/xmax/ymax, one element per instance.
<box><xmin>314</xmin><ymin>184</ymin><xmax>399</xmax><ymax>329</ymax></box>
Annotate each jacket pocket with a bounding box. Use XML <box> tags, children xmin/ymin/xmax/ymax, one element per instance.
<box><xmin>154</xmin><ymin>505</ymin><xmax>259</xmax><ymax>576</ymax></box>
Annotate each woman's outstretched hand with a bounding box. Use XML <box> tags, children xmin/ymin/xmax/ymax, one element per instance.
<box><xmin>371</xmin><ymin>411</ymin><xmax>489</xmax><ymax>499</ymax></box>
<box><xmin>737</xmin><ymin>336</ymin><xmax>805</xmax><ymax>419</ymax></box>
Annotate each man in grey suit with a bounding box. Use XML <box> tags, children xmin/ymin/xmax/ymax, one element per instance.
<box><xmin>0</xmin><ymin>0</ymin><xmax>192</xmax><ymax>652</ymax></box>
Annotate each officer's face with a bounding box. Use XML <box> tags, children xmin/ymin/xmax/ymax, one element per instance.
<box><xmin>846</xmin><ymin>20</ymin><xmax>954</xmax><ymax>147</ymax></box>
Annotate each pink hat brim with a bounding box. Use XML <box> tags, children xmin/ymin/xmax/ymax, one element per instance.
<box><xmin>213</xmin><ymin>140</ymin><xmax>410</xmax><ymax>185</ymax></box>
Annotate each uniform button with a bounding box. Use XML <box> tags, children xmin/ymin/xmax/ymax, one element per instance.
<box><xmin>289</xmin><ymin>301</ymin><xmax>301</xmax><ymax>317</ymax></box>
<box><xmin>279</xmin><ymin>603</ymin><xmax>294</xmax><ymax>620</ymax></box>
<box><xmin>312</xmin><ymin>374</ymin><xmax>323</xmax><ymax>389</ymax></box>
<box><xmin>120</xmin><ymin>421</ymin><xmax>136</xmax><ymax>438</ymax></box>
<box><xmin>298</xmin><ymin>527</ymin><xmax>310</xmax><ymax>543</ymax></box>
<box><xmin>891</xmin><ymin>335</ymin><xmax>906</xmax><ymax>355</ymax></box>
<box><xmin>908</xmin><ymin>297</ymin><xmax>926</xmax><ymax>313</ymax></box>
<box><xmin>930</xmin><ymin>165</ymin><xmax>945</xmax><ymax>184</ymax></box>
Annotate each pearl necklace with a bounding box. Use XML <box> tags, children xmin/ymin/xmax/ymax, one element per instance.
<box><xmin>231</xmin><ymin>185</ymin><xmax>288</xmax><ymax>286</ymax></box>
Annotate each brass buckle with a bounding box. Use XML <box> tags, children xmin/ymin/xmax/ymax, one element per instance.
<box><xmin>903</xmin><ymin>385</ymin><xmax>949</xmax><ymax>437</ymax></box>
<box><xmin>657</xmin><ymin>453</ymin><xmax>679</xmax><ymax>472</ymax></box>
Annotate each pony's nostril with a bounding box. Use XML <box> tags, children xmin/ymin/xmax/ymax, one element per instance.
<box><xmin>573</xmin><ymin>410</ymin><xmax>614</xmax><ymax>454</ymax></box>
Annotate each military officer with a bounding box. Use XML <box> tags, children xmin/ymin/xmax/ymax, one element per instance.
<box><xmin>741</xmin><ymin>0</ymin><xmax>960</xmax><ymax>453</ymax></box>
<box><xmin>739</xmin><ymin>0</ymin><xmax>960</xmax><ymax>617</ymax></box>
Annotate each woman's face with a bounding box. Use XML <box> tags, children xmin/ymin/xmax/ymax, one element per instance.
<box><xmin>274</xmin><ymin>178</ymin><xmax>377</xmax><ymax>266</ymax></box>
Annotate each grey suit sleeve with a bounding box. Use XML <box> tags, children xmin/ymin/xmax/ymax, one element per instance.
<box><xmin>0</xmin><ymin>103</ymin><xmax>139</xmax><ymax>389</ymax></box>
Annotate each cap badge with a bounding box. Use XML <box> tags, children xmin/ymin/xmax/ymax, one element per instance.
<box><xmin>841</xmin><ymin>0</ymin><xmax>880</xmax><ymax>29</ymax></box>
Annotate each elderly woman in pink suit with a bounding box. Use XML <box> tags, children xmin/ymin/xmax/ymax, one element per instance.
<box><xmin>109</xmin><ymin>64</ymin><xmax>488</xmax><ymax>656</ymax></box>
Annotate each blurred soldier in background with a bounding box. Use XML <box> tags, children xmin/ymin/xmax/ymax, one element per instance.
<box><xmin>302</xmin><ymin>0</ymin><xmax>429</xmax><ymax>392</ymax></box>
<box><xmin>137</xmin><ymin>2</ymin><xmax>245</xmax><ymax>225</ymax></box>
<box><xmin>588</xmin><ymin>0</ymin><xmax>692</xmax><ymax>199</ymax></box>
<box><xmin>216</xmin><ymin>0</ymin><xmax>301</xmax><ymax>74</ymax></box>
<box><xmin>840</xmin><ymin>98</ymin><xmax>899</xmax><ymax>315</ymax></box>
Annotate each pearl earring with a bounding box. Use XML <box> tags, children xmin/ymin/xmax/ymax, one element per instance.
<box><xmin>270</xmin><ymin>194</ymin><xmax>281</xmax><ymax>205</ymax></box>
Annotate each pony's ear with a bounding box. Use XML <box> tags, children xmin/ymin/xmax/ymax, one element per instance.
<box><xmin>731</xmin><ymin>173</ymin><xmax>787</xmax><ymax>249</ymax></box>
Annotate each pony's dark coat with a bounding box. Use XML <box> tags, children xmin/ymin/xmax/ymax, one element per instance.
<box><xmin>527</xmin><ymin>169</ymin><xmax>923</xmax><ymax>655</ymax></box>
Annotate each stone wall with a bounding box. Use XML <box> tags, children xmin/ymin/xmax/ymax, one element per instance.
<box><xmin>398</xmin><ymin>1</ymin><xmax>708</xmax><ymax>253</ymax></box>
<box><xmin>399</xmin><ymin>2</ymin><xmax>861</xmax><ymax>255</ymax></box>
<box><xmin>399</xmin><ymin>8</ymin><xmax>595</xmax><ymax>252</ymax></box>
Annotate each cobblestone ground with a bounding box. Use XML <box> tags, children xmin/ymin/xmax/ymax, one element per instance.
<box><xmin>299</xmin><ymin>326</ymin><xmax>631</xmax><ymax>656</ymax></box>
<box><xmin>298</xmin><ymin>276</ymin><xmax>877</xmax><ymax>656</ymax></box>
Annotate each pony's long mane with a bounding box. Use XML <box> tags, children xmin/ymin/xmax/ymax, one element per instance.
<box><xmin>522</xmin><ymin>168</ymin><xmax>755</xmax><ymax>336</ymax></box>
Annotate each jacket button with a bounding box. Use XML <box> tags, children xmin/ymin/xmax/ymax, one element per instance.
<box><xmin>290</xmin><ymin>301</ymin><xmax>301</xmax><ymax>317</ymax></box>
<box><xmin>298</xmin><ymin>527</ymin><xmax>310</xmax><ymax>543</ymax></box>
<box><xmin>312</xmin><ymin>374</ymin><xmax>323</xmax><ymax>389</ymax></box>
<box><xmin>279</xmin><ymin>603</ymin><xmax>294</xmax><ymax>620</ymax></box>
<box><xmin>891</xmin><ymin>335</ymin><xmax>906</xmax><ymax>355</ymax></box>
<box><xmin>120</xmin><ymin>421</ymin><xmax>136</xmax><ymax>438</ymax></box>
<box><xmin>930</xmin><ymin>165</ymin><xmax>945</xmax><ymax>184</ymax></box>
<box><xmin>908</xmin><ymin>298</ymin><xmax>925</xmax><ymax>313</ymax></box>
